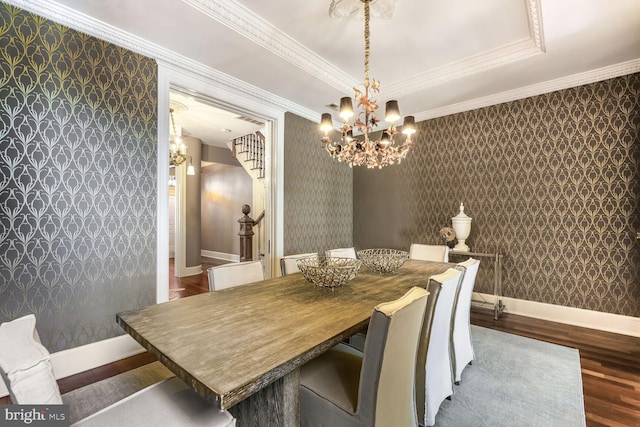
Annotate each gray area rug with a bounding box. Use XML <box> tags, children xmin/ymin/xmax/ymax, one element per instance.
<box><xmin>62</xmin><ymin>326</ymin><xmax>586</xmax><ymax>426</ymax></box>
<box><xmin>62</xmin><ymin>362</ymin><xmax>174</xmax><ymax>424</ymax></box>
<box><xmin>435</xmin><ymin>325</ymin><xmax>586</xmax><ymax>426</ymax></box>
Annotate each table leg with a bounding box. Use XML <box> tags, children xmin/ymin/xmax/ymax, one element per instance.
<box><xmin>229</xmin><ymin>368</ymin><xmax>300</xmax><ymax>427</ymax></box>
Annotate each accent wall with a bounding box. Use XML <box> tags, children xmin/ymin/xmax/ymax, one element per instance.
<box><xmin>0</xmin><ymin>4</ymin><xmax>158</xmax><ymax>351</ymax></box>
<box><xmin>283</xmin><ymin>112</ymin><xmax>353</xmax><ymax>256</ymax></box>
<box><xmin>354</xmin><ymin>73</ymin><xmax>640</xmax><ymax>317</ymax></box>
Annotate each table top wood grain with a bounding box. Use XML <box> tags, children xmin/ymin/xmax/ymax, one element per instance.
<box><xmin>116</xmin><ymin>259</ymin><xmax>453</xmax><ymax>410</ymax></box>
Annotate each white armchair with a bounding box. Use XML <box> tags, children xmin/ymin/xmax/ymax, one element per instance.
<box><xmin>416</xmin><ymin>268</ymin><xmax>463</xmax><ymax>426</ymax></box>
<box><xmin>451</xmin><ymin>258</ymin><xmax>481</xmax><ymax>384</ymax></box>
<box><xmin>325</xmin><ymin>247</ymin><xmax>357</xmax><ymax>259</ymax></box>
<box><xmin>207</xmin><ymin>260</ymin><xmax>264</xmax><ymax>291</ymax></box>
<box><xmin>280</xmin><ymin>252</ymin><xmax>317</xmax><ymax>276</ymax></box>
<box><xmin>409</xmin><ymin>244</ymin><xmax>449</xmax><ymax>262</ymax></box>
<box><xmin>301</xmin><ymin>287</ymin><xmax>429</xmax><ymax>427</ymax></box>
<box><xmin>0</xmin><ymin>314</ymin><xmax>235</xmax><ymax>427</ymax></box>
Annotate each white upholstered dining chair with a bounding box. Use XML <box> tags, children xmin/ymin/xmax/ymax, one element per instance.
<box><xmin>451</xmin><ymin>257</ymin><xmax>480</xmax><ymax>384</ymax></box>
<box><xmin>325</xmin><ymin>247</ymin><xmax>357</xmax><ymax>259</ymax></box>
<box><xmin>300</xmin><ymin>287</ymin><xmax>429</xmax><ymax>427</ymax></box>
<box><xmin>0</xmin><ymin>314</ymin><xmax>236</xmax><ymax>427</ymax></box>
<box><xmin>280</xmin><ymin>252</ymin><xmax>317</xmax><ymax>276</ymax></box>
<box><xmin>416</xmin><ymin>268</ymin><xmax>463</xmax><ymax>427</ymax></box>
<box><xmin>207</xmin><ymin>260</ymin><xmax>264</xmax><ymax>291</ymax></box>
<box><xmin>409</xmin><ymin>244</ymin><xmax>449</xmax><ymax>262</ymax></box>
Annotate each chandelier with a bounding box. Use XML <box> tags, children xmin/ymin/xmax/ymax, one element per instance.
<box><xmin>320</xmin><ymin>0</ymin><xmax>415</xmax><ymax>169</ymax></box>
<box><xmin>169</xmin><ymin>108</ymin><xmax>187</xmax><ymax>167</ymax></box>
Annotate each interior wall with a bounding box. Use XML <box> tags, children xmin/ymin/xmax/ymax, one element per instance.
<box><xmin>283</xmin><ymin>112</ymin><xmax>353</xmax><ymax>255</ymax></box>
<box><xmin>183</xmin><ymin>136</ymin><xmax>202</xmax><ymax>268</ymax></box>
<box><xmin>354</xmin><ymin>73</ymin><xmax>640</xmax><ymax>317</ymax></box>
<box><xmin>0</xmin><ymin>4</ymin><xmax>158</xmax><ymax>350</ymax></box>
<box><xmin>201</xmin><ymin>163</ymin><xmax>253</xmax><ymax>256</ymax></box>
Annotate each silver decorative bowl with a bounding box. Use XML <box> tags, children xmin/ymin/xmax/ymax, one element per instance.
<box><xmin>357</xmin><ymin>249</ymin><xmax>409</xmax><ymax>273</ymax></box>
<box><xmin>296</xmin><ymin>256</ymin><xmax>362</xmax><ymax>290</ymax></box>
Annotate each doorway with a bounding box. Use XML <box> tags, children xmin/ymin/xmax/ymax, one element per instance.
<box><xmin>157</xmin><ymin>63</ymin><xmax>283</xmax><ymax>303</ymax></box>
<box><xmin>169</xmin><ymin>86</ymin><xmax>266</xmax><ymax>280</ymax></box>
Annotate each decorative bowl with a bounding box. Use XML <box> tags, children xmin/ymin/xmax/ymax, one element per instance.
<box><xmin>357</xmin><ymin>249</ymin><xmax>409</xmax><ymax>273</ymax></box>
<box><xmin>296</xmin><ymin>256</ymin><xmax>362</xmax><ymax>290</ymax></box>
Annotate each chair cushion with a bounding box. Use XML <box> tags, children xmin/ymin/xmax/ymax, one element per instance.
<box><xmin>0</xmin><ymin>314</ymin><xmax>62</xmax><ymax>404</ymax></box>
<box><xmin>301</xmin><ymin>346</ymin><xmax>362</xmax><ymax>414</ymax></box>
<box><xmin>72</xmin><ymin>377</ymin><xmax>236</xmax><ymax>426</ymax></box>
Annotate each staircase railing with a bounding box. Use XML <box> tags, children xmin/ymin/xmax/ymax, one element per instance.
<box><xmin>232</xmin><ymin>131</ymin><xmax>265</xmax><ymax>179</ymax></box>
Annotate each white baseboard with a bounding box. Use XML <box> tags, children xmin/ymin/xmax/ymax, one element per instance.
<box><xmin>0</xmin><ymin>334</ymin><xmax>144</xmax><ymax>398</ymax></box>
<box><xmin>201</xmin><ymin>250</ymin><xmax>240</xmax><ymax>263</ymax></box>
<box><xmin>473</xmin><ymin>292</ymin><xmax>640</xmax><ymax>338</ymax></box>
<box><xmin>183</xmin><ymin>264</ymin><xmax>202</xmax><ymax>277</ymax></box>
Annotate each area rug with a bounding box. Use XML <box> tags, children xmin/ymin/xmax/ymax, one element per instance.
<box><xmin>62</xmin><ymin>361</ymin><xmax>174</xmax><ymax>424</ymax></box>
<box><xmin>435</xmin><ymin>325</ymin><xmax>586</xmax><ymax>426</ymax></box>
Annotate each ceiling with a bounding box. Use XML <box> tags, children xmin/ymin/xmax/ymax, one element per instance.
<box><xmin>12</xmin><ymin>0</ymin><xmax>640</xmax><ymax>147</ymax></box>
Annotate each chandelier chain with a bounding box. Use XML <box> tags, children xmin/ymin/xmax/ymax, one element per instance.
<box><xmin>364</xmin><ymin>0</ymin><xmax>370</xmax><ymax>84</ymax></box>
<box><xmin>170</xmin><ymin>108</ymin><xmax>178</xmax><ymax>136</ymax></box>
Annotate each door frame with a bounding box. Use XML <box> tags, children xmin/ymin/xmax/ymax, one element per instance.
<box><xmin>157</xmin><ymin>61</ymin><xmax>284</xmax><ymax>302</ymax></box>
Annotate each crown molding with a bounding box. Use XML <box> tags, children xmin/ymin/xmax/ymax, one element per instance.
<box><xmin>527</xmin><ymin>0</ymin><xmax>545</xmax><ymax>52</ymax></box>
<box><xmin>413</xmin><ymin>59</ymin><xmax>640</xmax><ymax>122</ymax></box>
<box><xmin>3</xmin><ymin>0</ymin><xmax>319</xmax><ymax>123</ymax></box>
<box><xmin>182</xmin><ymin>0</ymin><xmax>358</xmax><ymax>94</ymax></box>
<box><xmin>184</xmin><ymin>0</ymin><xmax>547</xmax><ymax>102</ymax></box>
<box><xmin>381</xmin><ymin>0</ymin><xmax>545</xmax><ymax>99</ymax></box>
<box><xmin>380</xmin><ymin>38</ymin><xmax>543</xmax><ymax>100</ymax></box>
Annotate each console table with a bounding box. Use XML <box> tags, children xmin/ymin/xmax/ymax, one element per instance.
<box><xmin>449</xmin><ymin>250</ymin><xmax>505</xmax><ymax>319</ymax></box>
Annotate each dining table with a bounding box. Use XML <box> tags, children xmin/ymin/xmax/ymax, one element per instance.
<box><xmin>116</xmin><ymin>259</ymin><xmax>454</xmax><ymax>427</ymax></box>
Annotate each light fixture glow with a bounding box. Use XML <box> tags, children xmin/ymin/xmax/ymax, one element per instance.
<box><xmin>187</xmin><ymin>156</ymin><xmax>196</xmax><ymax>176</ymax></box>
<box><xmin>169</xmin><ymin>108</ymin><xmax>187</xmax><ymax>167</ymax></box>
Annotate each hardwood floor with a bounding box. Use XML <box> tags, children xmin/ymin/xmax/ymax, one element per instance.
<box><xmin>4</xmin><ymin>262</ymin><xmax>639</xmax><ymax>426</ymax></box>
<box><xmin>472</xmin><ymin>309</ymin><xmax>640</xmax><ymax>426</ymax></box>
<box><xmin>168</xmin><ymin>256</ymin><xmax>227</xmax><ymax>298</ymax></box>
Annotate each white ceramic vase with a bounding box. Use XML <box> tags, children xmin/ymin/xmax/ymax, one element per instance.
<box><xmin>451</xmin><ymin>203</ymin><xmax>472</xmax><ymax>252</ymax></box>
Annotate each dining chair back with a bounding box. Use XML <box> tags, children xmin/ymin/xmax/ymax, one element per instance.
<box><xmin>207</xmin><ymin>260</ymin><xmax>264</xmax><ymax>291</ymax></box>
<box><xmin>300</xmin><ymin>287</ymin><xmax>429</xmax><ymax>427</ymax></box>
<box><xmin>409</xmin><ymin>244</ymin><xmax>449</xmax><ymax>262</ymax></box>
<box><xmin>280</xmin><ymin>252</ymin><xmax>317</xmax><ymax>276</ymax></box>
<box><xmin>325</xmin><ymin>247</ymin><xmax>357</xmax><ymax>259</ymax></box>
<box><xmin>415</xmin><ymin>268</ymin><xmax>463</xmax><ymax>427</ymax></box>
<box><xmin>451</xmin><ymin>257</ymin><xmax>480</xmax><ymax>384</ymax></box>
<box><xmin>0</xmin><ymin>314</ymin><xmax>236</xmax><ymax>427</ymax></box>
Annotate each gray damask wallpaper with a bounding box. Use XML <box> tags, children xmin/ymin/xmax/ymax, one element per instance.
<box><xmin>283</xmin><ymin>112</ymin><xmax>353</xmax><ymax>256</ymax></box>
<box><xmin>0</xmin><ymin>4</ymin><xmax>158</xmax><ymax>351</ymax></box>
<box><xmin>354</xmin><ymin>73</ymin><xmax>640</xmax><ymax>317</ymax></box>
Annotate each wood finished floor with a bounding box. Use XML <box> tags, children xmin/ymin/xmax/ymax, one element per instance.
<box><xmin>3</xmin><ymin>259</ymin><xmax>639</xmax><ymax>426</ymax></box>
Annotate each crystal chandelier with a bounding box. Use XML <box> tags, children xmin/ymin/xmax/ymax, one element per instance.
<box><xmin>320</xmin><ymin>0</ymin><xmax>415</xmax><ymax>169</ymax></box>
<box><xmin>169</xmin><ymin>108</ymin><xmax>187</xmax><ymax>167</ymax></box>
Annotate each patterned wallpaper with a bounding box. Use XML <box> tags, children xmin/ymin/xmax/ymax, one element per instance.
<box><xmin>354</xmin><ymin>73</ymin><xmax>640</xmax><ymax>317</ymax></box>
<box><xmin>0</xmin><ymin>5</ymin><xmax>158</xmax><ymax>351</ymax></box>
<box><xmin>283</xmin><ymin>112</ymin><xmax>353</xmax><ymax>256</ymax></box>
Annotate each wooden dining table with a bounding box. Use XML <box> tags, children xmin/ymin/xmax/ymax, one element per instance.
<box><xmin>116</xmin><ymin>259</ymin><xmax>454</xmax><ymax>427</ymax></box>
